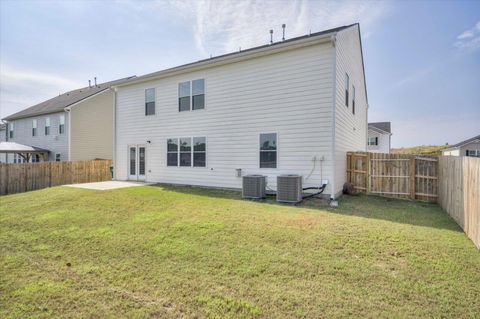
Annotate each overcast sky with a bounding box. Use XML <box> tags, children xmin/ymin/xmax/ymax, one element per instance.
<box><xmin>0</xmin><ymin>0</ymin><xmax>479</xmax><ymax>147</ymax></box>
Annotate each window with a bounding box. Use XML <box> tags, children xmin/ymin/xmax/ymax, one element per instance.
<box><xmin>145</xmin><ymin>88</ymin><xmax>156</xmax><ymax>116</ymax></box>
<box><xmin>178</xmin><ymin>81</ymin><xmax>191</xmax><ymax>112</ymax></box>
<box><xmin>345</xmin><ymin>73</ymin><xmax>349</xmax><ymax>107</ymax></box>
<box><xmin>368</xmin><ymin>137</ymin><xmax>378</xmax><ymax>146</ymax></box>
<box><xmin>179</xmin><ymin>79</ymin><xmax>205</xmax><ymax>111</ymax></box>
<box><xmin>167</xmin><ymin>139</ymin><xmax>179</xmax><ymax>166</ymax></box>
<box><xmin>193</xmin><ymin>137</ymin><xmax>206</xmax><ymax>167</ymax></box>
<box><xmin>59</xmin><ymin>115</ymin><xmax>65</xmax><ymax>134</ymax></box>
<box><xmin>32</xmin><ymin>154</ymin><xmax>40</xmax><ymax>163</ymax></box>
<box><xmin>9</xmin><ymin>122</ymin><xmax>14</xmax><ymax>138</ymax></box>
<box><xmin>167</xmin><ymin>137</ymin><xmax>206</xmax><ymax>167</ymax></box>
<box><xmin>32</xmin><ymin>119</ymin><xmax>37</xmax><ymax>136</ymax></box>
<box><xmin>260</xmin><ymin>133</ymin><xmax>277</xmax><ymax>168</ymax></box>
<box><xmin>466</xmin><ymin>150</ymin><xmax>480</xmax><ymax>157</ymax></box>
<box><xmin>179</xmin><ymin>138</ymin><xmax>192</xmax><ymax>167</ymax></box>
<box><xmin>352</xmin><ymin>85</ymin><xmax>356</xmax><ymax>115</ymax></box>
<box><xmin>55</xmin><ymin>153</ymin><xmax>61</xmax><ymax>162</ymax></box>
<box><xmin>45</xmin><ymin>117</ymin><xmax>50</xmax><ymax>135</ymax></box>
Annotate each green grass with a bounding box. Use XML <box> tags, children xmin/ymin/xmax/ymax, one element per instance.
<box><xmin>391</xmin><ymin>145</ymin><xmax>448</xmax><ymax>155</ymax></box>
<box><xmin>1</xmin><ymin>185</ymin><xmax>479</xmax><ymax>318</ymax></box>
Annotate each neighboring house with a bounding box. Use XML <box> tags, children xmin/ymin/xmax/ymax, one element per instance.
<box><xmin>367</xmin><ymin>122</ymin><xmax>392</xmax><ymax>153</ymax></box>
<box><xmin>0</xmin><ymin>124</ymin><xmax>6</xmax><ymax>163</ymax></box>
<box><xmin>1</xmin><ymin>77</ymin><xmax>135</xmax><ymax>163</ymax></box>
<box><xmin>442</xmin><ymin>135</ymin><xmax>480</xmax><ymax>157</ymax></box>
<box><xmin>113</xmin><ymin>24</ymin><xmax>368</xmax><ymax>199</ymax></box>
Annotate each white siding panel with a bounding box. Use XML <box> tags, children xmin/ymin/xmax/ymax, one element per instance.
<box><xmin>367</xmin><ymin>129</ymin><xmax>391</xmax><ymax>153</ymax></box>
<box><xmin>334</xmin><ymin>25</ymin><xmax>368</xmax><ymax>197</ymax></box>
<box><xmin>116</xmin><ymin>43</ymin><xmax>336</xmax><ymax>194</ymax></box>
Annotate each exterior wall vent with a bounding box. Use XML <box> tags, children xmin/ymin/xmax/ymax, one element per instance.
<box><xmin>277</xmin><ymin>174</ymin><xmax>302</xmax><ymax>203</ymax></box>
<box><xmin>242</xmin><ymin>175</ymin><xmax>266</xmax><ymax>199</ymax></box>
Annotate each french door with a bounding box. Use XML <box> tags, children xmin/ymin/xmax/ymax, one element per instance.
<box><xmin>128</xmin><ymin>145</ymin><xmax>146</xmax><ymax>181</ymax></box>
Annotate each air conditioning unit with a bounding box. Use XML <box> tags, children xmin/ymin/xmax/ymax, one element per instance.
<box><xmin>277</xmin><ymin>175</ymin><xmax>303</xmax><ymax>203</ymax></box>
<box><xmin>242</xmin><ymin>175</ymin><xmax>266</xmax><ymax>199</ymax></box>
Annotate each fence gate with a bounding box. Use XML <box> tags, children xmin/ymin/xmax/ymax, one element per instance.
<box><xmin>347</xmin><ymin>152</ymin><xmax>438</xmax><ymax>202</ymax></box>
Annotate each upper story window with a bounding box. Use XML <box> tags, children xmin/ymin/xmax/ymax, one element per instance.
<box><xmin>179</xmin><ymin>79</ymin><xmax>205</xmax><ymax>112</ymax></box>
<box><xmin>59</xmin><ymin>115</ymin><xmax>65</xmax><ymax>134</ymax></box>
<box><xmin>9</xmin><ymin>122</ymin><xmax>14</xmax><ymax>138</ymax></box>
<box><xmin>32</xmin><ymin>119</ymin><xmax>37</xmax><ymax>136</ymax></box>
<box><xmin>352</xmin><ymin>85</ymin><xmax>356</xmax><ymax>115</ymax></box>
<box><xmin>167</xmin><ymin>136</ymin><xmax>206</xmax><ymax>167</ymax></box>
<box><xmin>345</xmin><ymin>73</ymin><xmax>349</xmax><ymax>107</ymax></box>
<box><xmin>45</xmin><ymin>117</ymin><xmax>50</xmax><ymax>135</ymax></box>
<box><xmin>260</xmin><ymin>133</ymin><xmax>277</xmax><ymax>168</ymax></box>
<box><xmin>368</xmin><ymin>137</ymin><xmax>378</xmax><ymax>146</ymax></box>
<box><xmin>145</xmin><ymin>88</ymin><xmax>156</xmax><ymax>116</ymax></box>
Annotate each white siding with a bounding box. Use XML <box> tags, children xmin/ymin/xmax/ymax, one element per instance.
<box><xmin>367</xmin><ymin>129</ymin><xmax>391</xmax><ymax>153</ymax></box>
<box><xmin>333</xmin><ymin>25</ymin><xmax>368</xmax><ymax>197</ymax></box>
<box><xmin>70</xmin><ymin>90</ymin><xmax>113</xmax><ymax>160</ymax></box>
<box><xmin>116</xmin><ymin>42</ymin><xmax>336</xmax><ymax>194</ymax></box>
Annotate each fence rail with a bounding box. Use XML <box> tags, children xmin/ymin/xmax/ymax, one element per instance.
<box><xmin>0</xmin><ymin>160</ymin><xmax>112</xmax><ymax>195</ymax></box>
<box><xmin>347</xmin><ymin>152</ymin><xmax>438</xmax><ymax>201</ymax></box>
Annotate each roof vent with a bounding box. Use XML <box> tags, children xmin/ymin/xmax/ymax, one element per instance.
<box><xmin>94</xmin><ymin>77</ymin><xmax>97</xmax><ymax>87</ymax></box>
<box><xmin>269</xmin><ymin>29</ymin><xmax>273</xmax><ymax>44</ymax></box>
<box><xmin>282</xmin><ymin>24</ymin><xmax>286</xmax><ymax>41</ymax></box>
<box><xmin>88</xmin><ymin>80</ymin><xmax>91</xmax><ymax>88</ymax></box>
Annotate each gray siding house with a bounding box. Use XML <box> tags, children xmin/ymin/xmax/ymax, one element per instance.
<box><xmin>2</xmin><ymin>77</ymin><xmax>134</xmax><ymax>163</ymax></box>
<box><xmin>0</xmin><ymin>124</ymin><xmax>6</xmax><ymax>163</ymax></box>
<box><xmin>442</xmin><ymin>135</ymin><xmax>480</xmax><ymax>157</ymax></box>
<box><xmin>367</xmin><ymin>122</ymin><xmax>392</xmax><ymax>153</ymax></box>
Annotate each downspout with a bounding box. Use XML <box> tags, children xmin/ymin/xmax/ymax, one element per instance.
<box><xmin>112</xmin><ymin>87</ymin><xmax>117</xmax><ymax>180</ymax></box>
<box><xmin>66</xmin><ymin>110</ymin><xmax>71</xmax><ymax>160</ymax></box>
<box><xmin>330</xmin><ymin>34</ymin><xmax>337</xmax><ymax>200</ymax></box>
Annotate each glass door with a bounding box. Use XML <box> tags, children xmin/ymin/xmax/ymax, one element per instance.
<box><xmin>128</xmin><ymin>146</ymin><xmax>137</xmax><ymax>180</ymax></box>
<box><xmin>128</xmin><ymin>145</ymin><xmax>146</xmax><ymax>181</ymax></box>
<box><xmin>138</xmin><ymin>146</ymin><xmax>146</xmax><ymax>181</ymax></box>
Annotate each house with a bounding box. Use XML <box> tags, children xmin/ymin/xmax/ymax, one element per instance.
<box><xmin>1</xmin><ymin>77</ymin><xmax>135</xmax><ymax>163</ymax></box>
<box><xmin>442</xmin><ymin>134</ymin><xmax>480</xmax><ymax>157</ymax></box>
<box><xmin>367</xmin><ymin>122</ymin><xmax>392</xmax><ymax>153</ymax></box>
<box><xmin>0</xmin><ymin>124</ymin><xmax>6</xmax><ymax>163</ymax></box>
<box><xmin>112</xmin><ymin>24</ymin><xmax>368</xmax><ymax>199</ymax></box>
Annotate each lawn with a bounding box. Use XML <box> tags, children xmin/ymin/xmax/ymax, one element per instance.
<box><xmin>1</xmin><ymin>185</ymin><xmax>479</xmax><ymax>318</ymax></box>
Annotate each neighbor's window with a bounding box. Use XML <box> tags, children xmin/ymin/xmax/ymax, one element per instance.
<box><xmin>32</xmin><ymin>119</ymin><xmax>37</xmax><ymax>136</ymax></box>
<box><xmin>167</xmin><ymin>138</ymin><xmax>179</xmax><ymax>166</ymax></box>
<box><xmin>45</xmin><ymin>117</ymin><xmax>50</xmax><ymax>135</ymax></box>
<box><xmin>192</xmin><ymin>79</ymin><xmax>205</xmax><ymax>110</ymax></box>
<box><xmin>466</xmin><ymin>150</ymin><xmax>480</xmax><ymax>157</ymax></box>
<box><xmin>32</xmin><ymin>154</ymin><xmax>40</xmax><ymax>163</ymax></box>
<box><xmin>145</xmin><ymin>88</ymin><xmax>156</xmax><ymax>116</ymax></box>
<box><xmin>179</xmin><ymin>137</ymin><xmax>192</xmax><ymax>167</ymax></box>
<box><xmin>193</xmin><ymin>137</ymin><xmax>206</xmax><ymax>167</ymax></box>
<box><xmin>55</xmin><ymin>153</ymin><xmax>61</xmax><ymax>162</ymax></box>
<box><xmin>352</xmin><ymin>85</ymin><xmax>356</xmax><ymax>115</ymax></box>
<box><xmin>59</xmin><ymin>115</ymin><xmax>65</xmax><ymax>134</ymax></box>
<box><xmin>368</xmin><ymin>137</ymin><xmax>378</xmax><ymax>146</ymax></box>
<box><xmin>178</xmin><ymin>81</ymin><xmax>191</xmax><ymax>112</ymax></box>
<box><xmin>260</xmin><ymin>133</ymin><xmax>277</xmax><ymax>168</ymax></box>
<box><xmin>345</xmin><ymin>73</ymin><xmax>349</xmax><ymax>107</ymax></box>
<box><xmin>8</xmin><ymin>122</ymin><xmax>14</xmax><ymax>139</ymax></box>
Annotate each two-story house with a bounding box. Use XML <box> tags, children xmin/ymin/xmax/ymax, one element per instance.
<box><xmin>2</xmin><ymin>77</ymin><xmax>134</xmax><ymax>163</ymax></box>
<box><xmin>112</xmin><ymin>24</ymin><xmax>368</xmax><ymax>199</ymax></box>
<box><xmin>367</xmin><ymin>122</ymin><xmax>392</xmax><ymax>153</ymax></box>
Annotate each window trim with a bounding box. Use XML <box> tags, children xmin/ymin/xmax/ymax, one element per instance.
<box><xmin>45</xmin><ymin>117</ymin><xmax>51</xmax><ymax>136</ymax></box>
<box><xmin>32</xmin><ymin>119</ymin><xmax>37</xmax><ymax>137</ymax></box>
<box><xmin>178</xmin><ymin>78</ymin><xmax>206</xmax><ymax>112</ymax></box>
<box><xmin>59</xmin><ymin>114</ymin><xmax>65</xmax><ymax>134</ymax></box>
<box><xmin>145</xmin><ymin>88</ymin><xmax>156</xmax><ymax>116</ymax></box>
<box><xmin>259</xmin><ymin>132</ymin><xmax>278</xmax><ymax>169</ymax></box>
<box><xmin>166</xmin><ymin>136</ymin><xmax>207</xmax><ymax>168</ymax></box>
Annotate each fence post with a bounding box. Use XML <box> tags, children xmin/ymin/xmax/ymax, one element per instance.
<box><xmin>409</xmin><ymin>156</ymin><xmax>416</xmax><ymax>200</ymax></box>
<box><xmin>366</xmin><ymin>152</ymin><xmax>371</xmax><ymax>194</ymax></box>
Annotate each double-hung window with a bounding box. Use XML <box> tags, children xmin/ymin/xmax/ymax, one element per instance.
<box><xmin>260</xmin><ymin>133</ymin><xmax>277</xmax><ymax>168</ymax></box>
<box><xmin>178</xmin><ymin>79</ymin><xmax>205</xmax><ymax>111</ymax></box>
<box><xmin>345</xmin><ymin>73</ymin><xmax>349</xmax><ymax>107</ymax></box>
<box><xmin>145</xmin><ymin>88</ymin><xmax>155</xmax><ymax>115</ymax></box>
<box><xmin>55</xmin><ymin>153</ymin><xmax>61</xmax><ymax>162</ymax></box>
<box><xmin>32</xmin><ymin>119</ymin><xmax>37</xmax><ymax>136</ymax></box>
<box><xmin>368</xmin><ymin>137</ymin><xmax>378</xmax><ymax>146</ymax></box>
<box><xmin>167</xmin><ymin>137</ymin><xmax>206</xmax><ymax>167</ymax></box>
<box><xmin>45</xmin><ymin>117</ymin><xmax>50</xmax><ymax>135</ymax></box>
<box><xmin>352</xmin><ymin>85</ymin><xmax>356</xmax><ymax>115</ymax></box>
<box><xmin>59</xmin><ymin>115</ymin><xmax>65</xmax><ymax>134</ymax></box>
<box><xmin>9</xmin><ymin>122</ymin><xmax>14</xmax><ymax>138</ymax></box>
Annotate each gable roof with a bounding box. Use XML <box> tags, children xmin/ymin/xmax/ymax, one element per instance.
<box><xmin>369</xmin><ymin>122</ymin><xmax>391</xmax><ymax>134</ymax></box>
<box><xmin>3</xmin><ymin>76</ymin><xmax>136</xmax><ymax>121</ymax></box>
<box><xmin>113</xmin><ymin>24</ymin><xmax>357</xmax><ymax>88</ymax></box>
<box><xmin>444</xmin><ymin>134</ymin><xmax>480</xmax><ymax>150</ymax></box>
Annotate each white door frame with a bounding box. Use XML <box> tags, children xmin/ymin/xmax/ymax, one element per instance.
<box><xmin>128</xmin><ymin>144</ymin><xmax>146</xmax><ymax>181</ymax></box>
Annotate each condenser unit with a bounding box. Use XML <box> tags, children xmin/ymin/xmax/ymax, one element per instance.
<box><xmin>242</xmin><ymin>175</ymin><xmax>266</xmax><ymax>199</ymax></box>
<box><xmin>277</xmin><ymin>175</ymin><xmax>303</xmax><ymax>203</ymax></box>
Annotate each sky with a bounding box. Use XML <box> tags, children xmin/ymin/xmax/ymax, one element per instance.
<box><xmin>0</xmin><ymin>0</ymin><xmax>479</xmax><ymax>148</ymax></box>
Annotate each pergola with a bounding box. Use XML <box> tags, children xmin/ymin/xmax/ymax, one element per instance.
<box><xmin>0</xmin><ymin>142</ymin><xmax>50</xmax><ymax>162</ymax></box>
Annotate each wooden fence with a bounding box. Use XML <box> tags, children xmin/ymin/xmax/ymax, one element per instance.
<box><xmin>347</xmin><ymin>152</ymin><xmax>438</xmax><ymax>201</ymax></box>
<box><xmin>0</xmin><ymin>160</ymin><xmax>112</xmax><ymax>195</ymax></box>
<box><xmin>438</xmin><ymin>156</ymin><xmax>480</xmax><ymax>249</ymax></box>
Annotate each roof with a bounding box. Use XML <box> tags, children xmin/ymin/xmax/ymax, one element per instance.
<box><xmin>369</xmin><ymin>122</ymin><xmax>391</xmax><ymax>134</ymax></box>
<box><xmin>113</xmin><ymin>24</ymin><xmax>357</xmax><ymax>88</ymax></box>
<box><xmin>0</xmin><ymin>124</ymin><xmax>5</xmax><ymax>131</ymax></box>
<box><xmin>0</xmin><ymin>142</ymin><xmax>50</xmax><ymax>153</ymax></box>
<box><xmin>444</xmin><ymin>134</ymin><xmax>480</xmax><ymax>150</ymax></box>
<box><xmin>3</xmin><ymin>76</ymin><xmax>136</xmax><ymax>121</ymax></box>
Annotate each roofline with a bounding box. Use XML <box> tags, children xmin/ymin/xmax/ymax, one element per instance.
<box><xmin>113</xmin><ymin>24</ymin><xmax>356</xmax><ymax>88</ymax></box>
<box><xmin>64</xmin><ymin>88</ymin><xmax>111</xmax><ymax>111</ymax></box>
<box><xmin>368</xmin><ymin>125</ymin><xmax>392</xmax><ymax>135</ymax></box>
<box><xmin>2</xmin><ymin>109</ymin><xmax>67</xmax><ymax>122</ymax></box>
<box><xmin>443</xmin><ymin>137</ymin><xmax>480</xmax><ymax>151</ymax></box>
